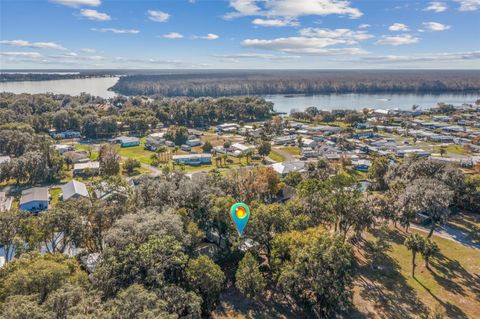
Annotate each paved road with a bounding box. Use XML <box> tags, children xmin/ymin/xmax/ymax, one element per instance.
<box><xmin>410</xmin><ymin>224</ymin><xmax>480</xmax><ymax>250</ymax></box>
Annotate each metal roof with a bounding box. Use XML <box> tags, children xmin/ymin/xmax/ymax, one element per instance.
<box><xmin>19</xmin><ymin>187</ymin><xmax>49</xmax><ymax>205</ymax></box>
<box><xmin>62</xmin><ymin>180</ymin><xmax>89</xmax><ymax>201</ymax></box>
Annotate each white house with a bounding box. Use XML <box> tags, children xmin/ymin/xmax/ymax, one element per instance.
<box><xmin>271</xmin><ymin>161</ymin><xmax>305</xmax><ymax>176</ymax></box>
<box><xmin>61</xmin><ymin>180</ymin><xmax>89</xmax><ymax>201</ymax></box>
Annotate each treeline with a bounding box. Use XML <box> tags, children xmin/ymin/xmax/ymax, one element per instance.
<box><xmin>111</xmin><ymin>70</ymin><xmax>480</xmax><ymax>97</ymax></box>
<box><xmin>0</xmin><ymin>72</ymin><xmax>116</xmax><ymax>82</ymax></box>
<box><xmin>0</xmin><ymin>93</ymin><xmax>273</xmax><ymax>136</ymax></box>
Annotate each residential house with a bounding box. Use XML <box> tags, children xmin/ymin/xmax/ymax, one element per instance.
<box><xmin>61</xmin><ymin>180</ymin><xmax>89</xmax><ymax>201</ymax></box>
<box><xmin>271</xmin><ymin>161</ymin><xmax>305</xmax><ymax>176</ymax></box>
<box><xmin>145</xmin><ymin>132</ymin><xmax>166</xmax><ymax>151</ymax></box>
<box><xmin>172</xmin><ymin>154</ymin><xmax>212</xmax><ymax>165</ymax></box>
<box><xmin>216</xmin><ymin>123</ymin><xmax>239</xmax><ymax>133</ymax></box>
<box><xmin>0</xmin><ymin>192</ymin><xmax>13</xmax><ymax>212</ymax></box>
<box><xmin>273</xmin><ymin>135</ymin><xmax>296</xmax><ymax>145</ymax></box>
<box><xmin>0</xmin><ymin>156</ymin><xmax>10</xmax><ymax>165</ymax></box>
<box><xmin>352</xmin><ymin>159</ymin><xmax>372</xmax><ymax>172</ymax></box>
<box><xmin>63</xmin><ymin>151</ymin><xmax>89</xmax><ymax>163</ymax></box>
<box><xmin>186</xmin><ymin>139</ymin><xmax>202</xmax><ymax>147</ymax></box>
<box><xmin>54</xmin><ymin>130</ymin><xmax>81</xmax><ymax>139</ymax></box>
<box><xmin>19</xmin><ymin>187</ymin><xmax>49</xmax><ymax>213</ymax></box>
<box><xmin>53</xmin><ymin>144</ymin><xmax>75</xmax><ymax>154</ymax></box>
<box><xmin>180</xmin><ymin>144</ymin><xmax>192</xmax><ymax>152</ymax></box>
<box><xmin>231</xmin><ymin>143</ymin><xmax>256</xmax><ymax>156</ymax></box>
<box><xmin>73</xmin><ymin>161</ymin><xmax>100</xmax><ymax>176</ymax></box>
<box><xmin>397</xmin><ymin>149</ymin><xmax>431</xmax><ymax>158</ymax></box>
<box><xmin>114</xmin><ymin>136</ymin><xmax>140</xmax><ymax>148</ymax></box>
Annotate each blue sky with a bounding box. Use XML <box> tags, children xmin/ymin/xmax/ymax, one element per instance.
<box><xmin>0</xmin><ymin>0</ymin><xmax>479</xmax><ymax>69</ymax></box>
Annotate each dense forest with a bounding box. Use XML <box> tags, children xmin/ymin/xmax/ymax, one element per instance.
<box><xmin>0</xmin><ymin>72</ymin><xmax>119</xmax><ymax>82</ymax></box>
<box><xmin>111</xmin><ymin>70</ymin><xmax>480</xmax><ymax>97</ymax></box>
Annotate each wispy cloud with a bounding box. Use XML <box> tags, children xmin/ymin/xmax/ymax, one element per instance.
<box><xmin>79</xmin><ymin>9</ymin><xmax>111</xmax><ymax>21</ymax></box>
<box><xmin>375</xmin><ymin>34</ymin><xmax>420</xmax><ymax>46</ymax></box>
<box><xmin>420</xmin><ymin>21</ymin><xmax>451</xmax><ymax>31</ymax></box>
<box><xmin>423</xmin><ymin>2</ymin><xmax>448</xmax><ymax>12</ymax></box>
<box><xmin>362</xmin><ymin>51</ymin><xmax>480</xmax><ymax>63</ymax></box>
<box><xmin>91</xmin><ymin>28</ymin><xmax>140</xmax><ymax>34</ymax></box>
<box><xmin>80</xmin><ymin>48</ymin><xmax>96</xmax><ymax>53</ymax></box>
<box><xmin>213</xmin><ymin>53</ymin><xmax>300</xmax><ymax>61</ymax></box>
<box><xmin>193</xmin><ymin>33</ymin><xmax>220</xmax><ymax>40</ymax></box>
<box><xmin>147</xmin><ymin>10</ymin><xmax>170</xmax><ymax>23</ymax></box>
<box><xmin>242</xmin><ymin>27</ymin><xmax>371</xmax><ymax>55</ymax></box>
<box><xmin>162</xmin><ymin>32</ymin><xmax>184</xmax><ymax>39</ymax></box>
<box><xmin>50</xmin><ymin>0</ymin><xmax>100</xmax><ymax>7</ymax></box>
<box><xmin>0</xmin><ymin>39</ymin><xmax>66</xmax><ymax>50</ymax></box>
<box><xmin>453</xmin><ymin>0</ymin><xmax>480</xmax><ymax>11</ymax></box>
<box><xmin>0</xmin><ymin>51</ymin><xmax>44</xmax><ymax>59</ymax></box>
<box><xmin>252</xmin><ymin>18</ymin><xmax>299</xmax><ymax>27</ymax></box>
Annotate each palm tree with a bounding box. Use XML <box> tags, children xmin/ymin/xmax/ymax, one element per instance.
<box><xmin>421</xmin><ymin>239</ymin><xmax>439</xmax><ymax>269</ymax></box>
<box><xmin>404</xmin><ymin>233</ymin><xmax>426</xmax><ymax>277</ymax></box>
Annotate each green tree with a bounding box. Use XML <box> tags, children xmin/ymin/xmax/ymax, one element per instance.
<box><xmin>404</xmin><ymin>233</ymin><xmax>426</xmax><ymax>277</ymax></box>
<box><xmin>0</xmin><ymin>209</ymin><xmax>21</xmax><ymax>262</ymax></box>
<box><xmin>201</xmin><ymin>141</ymin><xmax>213</xmax><ymax>153</ymax></box>
<box><xmin>273</xmin><ymin>230</ymin><xmax>354</xmax><ymax>317</ymax></box>
<box><xmin>0</xmin><ymin>252</ymin><xmax>88</xmax><ymax>303</ymax></box>
<box><xmin>421</xmin><ymin>239</ymin><xmax>439</xmax><ymax>269</ymax></box>
<box><xmin>185</xmin><ymin>256</ymin><xmax>225</xmax><ymax>314</ymax></box>
<box><xmin>99</xmin><ymin>144</ymin><xmax>120</xmax><ymax>176</ymax></box>
<box><xmin>124</xmin><ymin>158</ymin><xmax>141</xmax><ymax>174</ymax></box>
<box><xmin>235</xmin><ymin>252</ymin><xmax>266</xmax><ymax>298</ymax></box>
<box><xmin>257</xmin><ymin>141</ymin><xmax>271</xmax><ymax>158</ymax></box>
<box><xmin>368</xmin><ymin>156</ymin><xmax>389</xmax><ymax>191</ymax></box>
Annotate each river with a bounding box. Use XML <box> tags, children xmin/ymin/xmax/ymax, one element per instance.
<box><xmin>0</xmin><ymin>77</ymin><xmax>478</xmax><ymax>112</ymax></box>
<box><xmin>263</xmin><ymin>93</ymin><xmax>479</xmax><ymax>113</ymax></box>
<box><xmin>0</xmin><ymin>77</ymin><xmax>119</xmax><ymax>99</ymax></box>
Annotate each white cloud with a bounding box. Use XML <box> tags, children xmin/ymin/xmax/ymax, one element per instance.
<box><xmin>194</xmin><ymin>33</ymin><xmax>220</xmax><ymax>40</ymax></box>
<box><xmin>358</xmin><ymin>24</ymin><xmax>370</xmax><ymax>29</ymax></box>
<box><xmin>148</xmin><ymin>10</ymin><xmax>170</xmax><ymax>23</ymax></box>
<box><xmin>91</xmin><ymin>28</ymin><xmax>140</xmax><ymax>34</ymax></box>
<box><xmin>389</xmin><ymin>23</ymin><xmax>409</xmax><ymax>31</ymax></box>
<box><xmin>0</xmin><ymin>51</ymin><xmax>44</xmax><ymax>59</ymax></box>
<box><xmin>214</xmin><ymin>53</ymin><xmax>300</xmax><ymax>60</ymax></box>
<box><xmin>225</xmin><ymin>0</ymin><xmax>362</xmax><ymax>19</ymax></box>
<box><xmin>252</xmin><ymin>18</ymin><xmax>299</xmax><ymax>27</ymax></box>
<box><xmin>241</xmin><ymin>26</ymin><xmax>371</xmax><ymax>55</ymax></box>
<box><xmin>375</xmin><ymin>34</ymin><xmax>419</xmax><ymax>46</ymax></box>
<box><xmin>363</xmin><ymin>51</ymin><xmax>480</xmax><ymax>63</ymax></box>
<box><xmin>162</xmin><ymin>32</ymin><xmax>184</xmax><ymax>39</ymax></box>
<box><xmin>0</xmin><ymin>39</ymin><xmax>66</xmax><ymax>50</ymax></box>
<box><xmin>421</xmin><ymin>21</ymin><xmax>451</xmax><ymax>31</ymax></box>
<box><xmin>80</xmin><ymin>48</ymin><xmax>96</xmax><ymax>53</ymax></box>
<box><xmin>50</xmin><ymin>0</ymin><xmax>100</xmax><ymax>7</ymax></box>
<box><xmin>423</xmin><ymin>2</ymin><xmax>448</xmax><ymax>12</ymax></box>
<box><xmin>299</xmin><ymin>28</ymin><xmax>374</xmax><ymax>43</ymax></box>
<box><xmin>242</xmin><ymin>37</ymin><xmax>367</xmax><ymax>55</ymax></box>
<box><xmin>454</xmin><ymin>0</ymin><xmax>480</xmax><ymax>11</ymax></box>
<box><xmin>79</xmin><ymin>9</ymin><xmax>111</xmax><ymax>21</ymax></box>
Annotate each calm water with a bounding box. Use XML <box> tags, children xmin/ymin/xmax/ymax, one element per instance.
<box><xmin>0</xmin><ymin>77</ymin><xmax>119</xmax><ymax>98</ymax></box>
<box><xmin>1</xmin><ymin>77</ymin><xmax>478</xmax><ymax>112</ymax></box>
<box><xmin>264</xmin><ymin>93</ymin><xmax>479</xmax><ymax>113</ymax></box>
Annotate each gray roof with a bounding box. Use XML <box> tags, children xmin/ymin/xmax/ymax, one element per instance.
<box><xmin>20</xmin><ymin>187</ymin><xmax>49</xmax><ymax>205</ymax></box>
<box><xmin>62</xmin><ymin>180</ymin><xmax>89</xmax><ymax>201</ymax></box>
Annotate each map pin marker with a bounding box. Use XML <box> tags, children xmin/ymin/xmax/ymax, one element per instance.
<box><xmin>230</xmin><ymin>203</ymin><xmax>250</xmax><ymax>237</ymax></box>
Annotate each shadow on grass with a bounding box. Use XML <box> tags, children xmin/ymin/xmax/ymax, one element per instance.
<box><xmin>430</xmin><ymin>251</ymin><xmax>480</xmax><ymax>302</ymax></box>
<box><xmin>414</xmin><ymin>277</ymin><xmax>468</xmax><ymax>319</ymax></box>
<box><xmin>357</xmin><ymin>236</ymin><xmax>429</xmax><ymax>319</ymax></box>
<box><xmin>215</xmin><ymin>286</ymin><xmax>306</xmax><ymax>319</ymax></box>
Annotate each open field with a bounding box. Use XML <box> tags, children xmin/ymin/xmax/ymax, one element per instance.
<box><xmin>353</xmin><ymin>227</ymin><xmax>480</xmax><ymax>319</ymax></box>
<box><xmin>213</xmin><ymin>226</ymin><xmax>480</xmax><ymax>319</ymax></box>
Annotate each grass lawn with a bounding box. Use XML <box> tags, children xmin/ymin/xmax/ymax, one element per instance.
<box><xmin>280</xmin><ymin>146</ymin><xmax>301</xmax><ymax>156</ymax></box>
<box><xmin>49</xmin><ymin>187</ymin><xmax>62</xmax><ymax>207</ymax></box>
<box><xmin>269</xmin><ymin>149</ymin><xmax>285</xmax><ymax>162</ymax></box>
<box><xmin>116</xmin><ymin>144</ymin><xmax>155</xmax><ymax>165</ymax></box>
<box><xmin>434</xmin><ymin>145</ymin><xmax>469</xmax><ymax>156</ymax></box>
<box><xmin>353</xmin><ymin>227</ymin><xmax>480</xmax><ymax>319</ymax></box>
<box><xmin>74</xmin><ymin>143</ymin><xmax>99</xmax><ymax>160</ymax></box>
